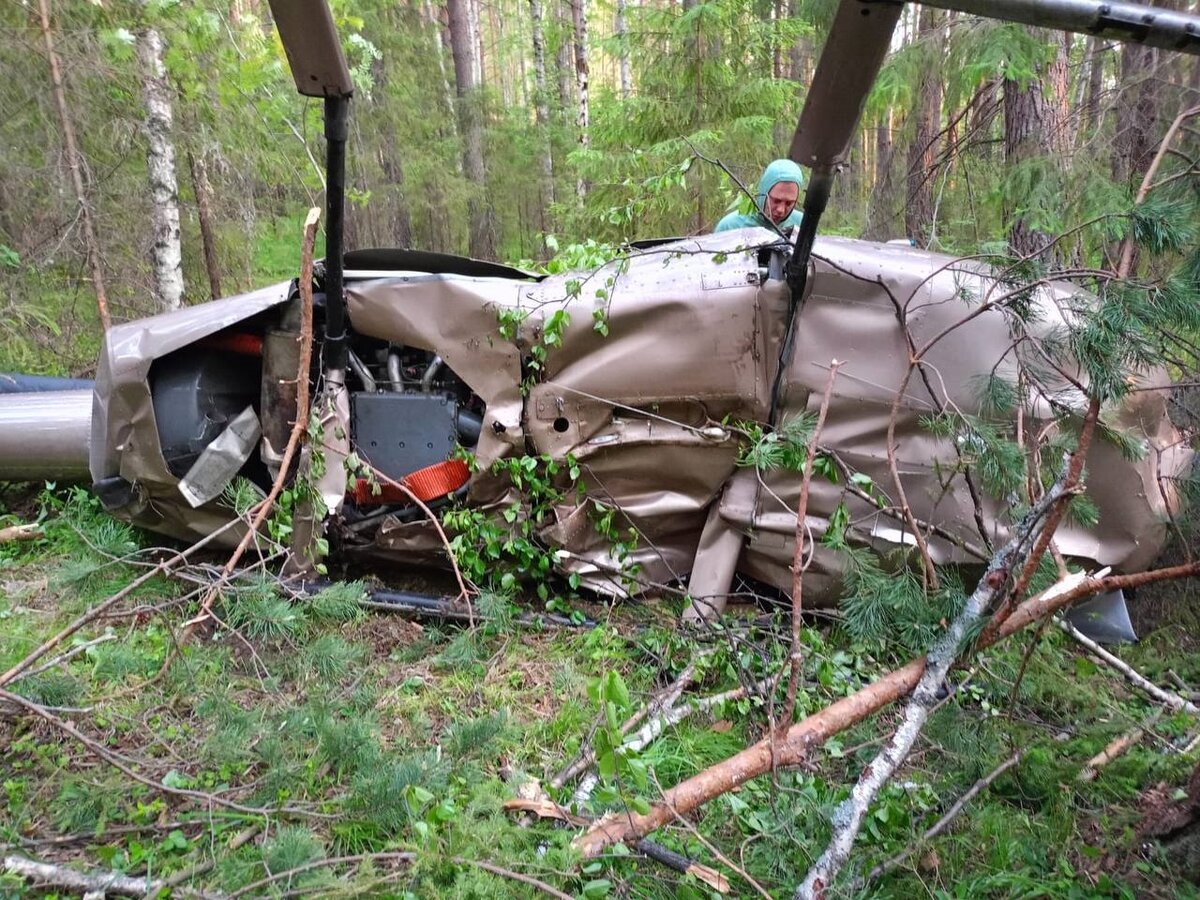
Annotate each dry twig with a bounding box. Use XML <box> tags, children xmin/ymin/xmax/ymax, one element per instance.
<box><xmin>782</xmin><ymin>360</ymin><xmax>841</xmax><ymax>730</ymax></box>
<box><xmin>1060</xmin><ymin>619</ymin><xmax>1199</xmax><ymax>716</ymax></box>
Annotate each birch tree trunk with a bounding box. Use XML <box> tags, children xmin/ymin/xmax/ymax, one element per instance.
<box><xmin>136</xmin><ymin>26</ymin><xmax>185</xmax><ymax>311</ymax></box>
<box><xmin>35</xmin><ymin>0</ymin><xmax>111</xmax><ymax>331</ymax></box>
<box><xmin>447</xmin><ymin>0</ymin><xmax>498</xmax><ymax>259</ymax></box>
<box><xmin>570</xmin><ymin>0</ymin><xmax>590</xmax><ymax>199</ymax></box>
<box><xmin>615</xmin><ymin>0</ymin><xmax>632</xmax><ymax>100</ymax></box>
<box><xmin>187</xmin><ymin>150</ymin><xmax>222</xmax><ymax>301</ymax></box>
<box><xmin>424</xmin><ymin>0</ymin><xmax>460</xmax><ymax>126</ymax></box>
<box><xmin>529</xmin><ymin>0</ymin><xmax>556</xmax><ymax>234</ymax></box>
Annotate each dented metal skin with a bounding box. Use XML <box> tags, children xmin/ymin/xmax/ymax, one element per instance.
<box><xmin>72</xmin><ymin>229</ymin><xmax>1190</xmax><ymax>606</ymax></box>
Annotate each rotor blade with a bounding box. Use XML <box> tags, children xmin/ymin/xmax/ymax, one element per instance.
<box><xmin>267</xmin><ymin>0</ymin><xmax>354</xmax><ymax>97</ymax></box>
<box><xmin>789</xmin><ymin>0</ymin><xmax>903</xmax><ymax>173</ymax></box>
<box><xmin>919</xmin><ymin>0</ymin><xmax>1200</xmax><ymax>55</ymax></box>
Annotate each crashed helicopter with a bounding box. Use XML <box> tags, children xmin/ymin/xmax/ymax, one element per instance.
<box><xmin>0</xmin><ymin>0</ymin><xmax>1195</xmax><ymax>627</ymax></box>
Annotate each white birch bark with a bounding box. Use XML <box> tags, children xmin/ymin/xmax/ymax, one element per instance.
<box><xmin>570</xmin><ymin>0</ymin><xmax>590</xmax><ymax>199</ymax></box>
<box><xmin>529</xmin><ymin>0</ymin><xmax>556</xmax><ymax>223</ymax></box>
<box><xmin>615</xmin><ymin>0</ymin><xmax>632</xmax><ymax>99</ymax></box>
<box><xmin>136</xmin><ymin>26</ymin><xmax>184</xmax><ymax>311</ymax></box>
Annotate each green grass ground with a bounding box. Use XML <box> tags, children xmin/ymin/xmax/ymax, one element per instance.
<box><xmin>2</xmin><ymin>485</ymin><xmax>1199</xmax><ymax>898</ymax></box>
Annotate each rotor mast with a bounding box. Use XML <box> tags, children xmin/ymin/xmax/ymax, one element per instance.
<box><xmin>266</xmin><ymin>0</ymin><xmax>355</xmax><ymax>372</ymax></box>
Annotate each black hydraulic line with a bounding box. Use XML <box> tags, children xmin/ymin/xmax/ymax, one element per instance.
<box><xmin>298</xmin><ymin>579</ymin><xmax>595</xmax><ymax>629</ymax></box>
<box><xmin>323</xmin><ymin>94</ymin><xmax>350</xmax><ymax>371</ymax></box>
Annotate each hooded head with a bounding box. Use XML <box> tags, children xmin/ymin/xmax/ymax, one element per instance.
<box><xmin>755</xmin><ymin>158</ymin><xmax>804</xmax><ymax>225</ymax></box>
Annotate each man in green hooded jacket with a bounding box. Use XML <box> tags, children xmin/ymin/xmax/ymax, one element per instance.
<box><xmin>714</xmin><ymin>158</ymin><xmax>804</xmax><ymax>232</ymax></box>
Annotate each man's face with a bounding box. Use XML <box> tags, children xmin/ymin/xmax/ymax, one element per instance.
<box><xmin>766</xmin><ymin>181</ymin><xmax>800</xmax><ymax>224</ymax></box>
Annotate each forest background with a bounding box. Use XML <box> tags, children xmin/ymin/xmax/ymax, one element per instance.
<box><xmin>4</xmin><ymin>1</ymin><xmax>1200</xmax><ymax>897</ymax></box>
<box><xmin>3</xmin><ymin>0</ymin><xmax>1197</xmax><ymax>372</ymax></box>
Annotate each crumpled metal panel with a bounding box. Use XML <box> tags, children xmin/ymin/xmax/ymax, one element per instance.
<box><xmin>83</xmin><ymin>230</ymin><xmax>1191</xmax><ymax>606</ymax></box>
<box><xmin>90</xmin><ymin>282</ymin><xmax>293</xmax><ymax>545</ymax></box>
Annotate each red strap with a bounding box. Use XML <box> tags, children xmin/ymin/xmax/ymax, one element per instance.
<box><xmin>351</xmin><ymin>458</ymin><xmax>470</xmax><ymax>506</ymax></box>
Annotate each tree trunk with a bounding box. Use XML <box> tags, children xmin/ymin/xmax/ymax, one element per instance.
<box><xmin>136</xmin><ymin>26</ymin><xmax>185</xmax><ymax>312</ymax></box>
<box><xmin>529</xmin><ymin>0</ymin><xmax>556</xmax><ymax>236</ymax></box>
<box><xmin>446</xmin><ymin>0</ymin><xmax>497</xmax><ymax>259</ymax></box>
<box><xmin>1082</xmin><ymin>36</ymin><xmax>1106</xmax><ymax>138</ymax></box>
<box><xmin>187</xmin><ymin>150</ymin><xmax>222</xmax><ymax>301</ymax></box>
<box><xmin>570</xmin><ymin>0</ymin><xmax>590</xmax><ymax>199</ymax></box>
<box><xmin>864</xmin><ymin>114</ymin><xmax>897</xmax><ymax>241</ymax></box>
<box><xmin>555</xmin><ymin>0</ymin><xmax>575</xmax><ymax>113</ymax></box>
<box><xmin>1112</xmin><ymin>42</ymin><xmax>1161</xmax><ymax>190</ymax></box>
<box><xmin>35</xmin><ymin>0</ymin><xmax>111</xmax><ymax>330</ymax></box>
<box><xmin>424</xmin><ymin>0</ymin><xmax>460</xmax><ymax>126</ymax></box>
<box><xmin>1003</xmin><ymin>28</ymin><xmax>1065</xmax><ymax>263</ymax></box>
<box><xmin>904</xmin><ymin>7</ymin><xmax>942</xmax><ymax>246</ymax></box>
<box><xmin>615</xmin><ymin>0</ymin><xmax>632</xmax><ymax>100</ymax></box>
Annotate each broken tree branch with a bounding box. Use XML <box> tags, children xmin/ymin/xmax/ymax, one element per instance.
<box><xmin>865</xmin><ymin>751</ymin><xmax>1022</xmax><ymax>881</ymax></box>
<box><xmin>783</xmin><ymin>361</ymin><xmax>841</xmax><ymax>729</ymax></box>
<box><xmin>3</xmin><ymin>854</ymin><xmax>169</xmax><ymax>899</ymax></box>
<box><xmin>0</xmin><ymin>688</ymin><xmax>329</xmax><ymax>819</ymax></box>
<box><xmin>1059</xmin><ymin>619</ymin><xmax>1200</xmax><ymax>716</ymax></box>
<box><xmin>11</xmin><ymin>634</ymin><xmax>115</xmax><ymax>683</ymax></box>
<box><xmin>573</xmin><ymin>559</ymin><xmax>1200</xmax><ymax>857</ymax></box>
<box><xmin>0</xmin><ymin>523</ymin><xmax>41</xmax><ymax>543</ymax></box>
<box><xmin>0</xmin><ymin>511</ymin><xmax>261</xmax><ymax>688</ymax></box>
<box><xmin>794</xmin><ymin>462</ymin><xmax>1080</xmax><ymax>899</ymax></box>
<box><xmin>553</xmin><ymin>654</ymin><xmax>706</xmax><ymax>790</ymax></box>
<box><xmin>1078</xmin><ymin>712</ymin><xmax>1164</xmax><ymax>782</ymax></box>
<box><xmin>573</xmin><ymin>674</ymin><xmax>777</xmax><ymax>806</ymax></box>
<box><xmin>184</xmin><ymin>206</ymin><xmax>320</xmax><ymax>638</ymax></box>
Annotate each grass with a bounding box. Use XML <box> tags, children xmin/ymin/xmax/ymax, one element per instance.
<box><xmin>1</xmin><ymin>485</ymin><xmax>1199</xmax><ymax>898</ymax></box>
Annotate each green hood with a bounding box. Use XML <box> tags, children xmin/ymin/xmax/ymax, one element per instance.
<box><xmin>715</xmin><ymin>159</ymin><xmax>804</xmax><ymax>233</ymax></box>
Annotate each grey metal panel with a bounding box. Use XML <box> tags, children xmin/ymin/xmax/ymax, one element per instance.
<box><xmin>0</xmin><ymin>389</ymin><xmax>92</xmax><ymax>481</ymax></box>
<box><xmin>789</xmin><ymin>0</ymin><xmax>903</xmax><ymax>171</ymax></box>
<box><xmin>267</xmin><ymin>0</ymin><xmax>354</xmax><ymax>97</ymax></box>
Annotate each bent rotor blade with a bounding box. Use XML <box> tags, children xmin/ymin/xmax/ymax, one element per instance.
<box><xmin>920</xmin><ymin>0</ymin><xmax>1200</xmax><ymax>56</ymax></box>
<box><xmin>789</xmin><ymin>0</ymin><xmax>903</xmax><ymax>175</ymax></box>
<box><xmin>267</xmin><ymin>0</ymin><xmax>354</xmax><ymax>97</ymax></box>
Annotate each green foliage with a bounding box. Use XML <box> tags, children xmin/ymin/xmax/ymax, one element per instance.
<box><xmin>840</xmin><ymin>548</ymin><xmax>968</xmax><ymax>653</ymax></box>
<box><xmin>444</xmin><ymin>452</ymin><xmax>634</xmax><ymax>612</ymax></box>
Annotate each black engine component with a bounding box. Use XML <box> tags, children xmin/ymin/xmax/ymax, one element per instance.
<box><xmin>351</xmin><ymin>392</ymin><xmax>460</xmax><ymax>481</ymax></box>
<box><xmin>151</xmin><ymin>348</ymin><xmax>261</xmax><ymax>478</ymax></box>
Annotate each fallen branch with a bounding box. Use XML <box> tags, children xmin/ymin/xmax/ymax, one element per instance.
<box><xmin>1079</xmin><ymin>712</ymin><xmax>1163</xmax><ymax>782</ymax></box>
<box><xmin>865</xmin><ymin>751</ymin><xmax>1022</xmax><ymax>881</ymax></box>
<box><xmin>499</xmin><ymin>799</ymin><xmax>730</xmax><ymax>893</ymax></box>
<box><xmin>794</xmin><ymin>466</ymin><xmax>1078</xmax><ymax>898</ymax></box>
<box><xmin>227</xmin><ymin>852</ymin><xmax>416</xmax><ymax>898</ymax></box>
<box><xmin>0</xmin><ymin>523</ymin><xmax>41</xmax><ymax>543</ymax></box>
<box><xmin>0</xmin><ymin>688</ymin><xmax>328</xmax><ymax>819</ymax></box>
<box><xmin>453</xmin><ymin>856</ymin><xmax>575</xmax><ymax>899</ymax></box>
<box><xmin>573</xmin><ymin>559</ymin><xmax>1200</xmax><ymax>857</ymax></box>
<box><xmin>0</xmin><ymin>511</ymin><xmax>261</xmax><ymax>688</ymax></box>
<box><xmin>3</xmin><ymin>854</ymin><xmax>168</xmax><ymax>898</ymax></box>
<box><xmin>552</xmin><ymin>655</ymin><xmax>706</xmax><ymax>790</ymax></box>
<box><xmin>10</xmin><ymin>634</ymin><xmax>115</xmax><ymax>683</ymax></box>
<box><xmin>783</xmin><ymin>361</ymin><xmax>841</xmax><ymax>729</ymax></box>
<box><xmin>184</xmin><ymin>206</ymin><xmax>320</xmax><ymax>638</ymax></box>
<box><xmin>573</xmin><ymin>675</ymin><xmax>776</xmax><ymax>806</ymax></box>
<box><xmin>1059</xmin><ymin>619</ymin><xmax>1200</xmax><ymax>716</ymax></box>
